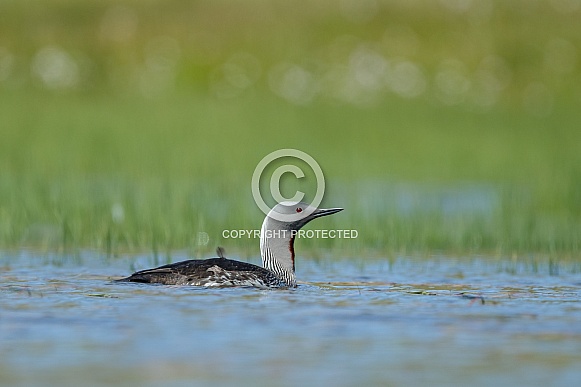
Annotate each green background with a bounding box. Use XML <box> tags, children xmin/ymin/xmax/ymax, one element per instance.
<box><xmin>1</xmin><ymin>0</ymin><xmax>580</xmax><ymax>259</ymax></box>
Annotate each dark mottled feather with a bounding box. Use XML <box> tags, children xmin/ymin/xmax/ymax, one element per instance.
<box><xmin>115</xmin><ymin>257</ymin><xmax>287</xmax><ymax>288</ymax></box>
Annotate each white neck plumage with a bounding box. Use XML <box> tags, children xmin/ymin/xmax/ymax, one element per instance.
<box><xmin>260</xmin><ymin>218</ymin><xmax>296</xmax><ymax>287</ymax></box>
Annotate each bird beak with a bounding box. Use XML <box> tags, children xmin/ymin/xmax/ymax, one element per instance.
<box><xmin>311</xmin><ymin>207</ymin><xmax>344</xmax><ymax>219</ymax></box>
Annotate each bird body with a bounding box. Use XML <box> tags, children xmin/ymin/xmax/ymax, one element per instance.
<box><xmin>117</xmin><ymin>257</ymin><xmax>287</xmax><ymax>288</ymax></box>
<box><xmin>116</xmin><ymin>202</ymin><xmax>343</xmax><ymax>288</ymax></box>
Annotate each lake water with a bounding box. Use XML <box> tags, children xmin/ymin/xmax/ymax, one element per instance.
<box><xmin>2</xmin><ymin>251</ymin><xmax>581</xmax><ymax>387</ymax></box>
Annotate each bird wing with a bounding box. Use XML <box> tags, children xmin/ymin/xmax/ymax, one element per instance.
<box><xmin>116</xmin><ymin>258</ymin><xmax>271</xmax><ymax>285</ymax></box>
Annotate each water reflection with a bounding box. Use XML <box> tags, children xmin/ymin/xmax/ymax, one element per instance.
<box><xmin>1</xmin><ymin>253</ymin><xmax>580</xmax><ymax>385</ymax></box>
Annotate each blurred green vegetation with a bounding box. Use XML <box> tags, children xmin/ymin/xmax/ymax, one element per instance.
<box><xmin>0</xmin><ymin>0</ymin><xmax>580</xmax><ymax>258</ymax></box>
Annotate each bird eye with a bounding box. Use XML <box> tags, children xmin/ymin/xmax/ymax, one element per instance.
<box><xmin>296</xmin><ymin>207</ymin><xmax>303</xmax><ymax>213</ymax></box>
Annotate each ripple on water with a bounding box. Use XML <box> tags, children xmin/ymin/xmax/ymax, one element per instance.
<box><xmin>1</xmin><ymin>253</ymin><xmax>581</xmax><ymax>386</ymax></box>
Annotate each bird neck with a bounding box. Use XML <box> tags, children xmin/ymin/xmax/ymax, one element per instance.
<box><xmin>260</xmin><ymin>218</ymin><xmax>296</xmax><ymax>287</ymax></box>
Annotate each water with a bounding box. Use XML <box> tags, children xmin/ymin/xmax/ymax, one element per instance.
<box><xmin>2</xmin><ymin>252</ymin><xmax>581</xmax><ymax>387</ymax></box>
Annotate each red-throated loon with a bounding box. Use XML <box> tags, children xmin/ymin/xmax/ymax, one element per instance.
<box><xmin>115</xmin><ymin>202</ymin><xmax>343</xmax><ymax>288</ymax></box>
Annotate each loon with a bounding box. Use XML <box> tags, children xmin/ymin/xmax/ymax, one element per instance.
<box><xmin>116</xmin><ymin>202</ymin><xmax>343</xmax><ymax>288</ymax></box>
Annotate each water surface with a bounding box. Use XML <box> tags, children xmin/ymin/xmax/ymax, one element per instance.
<box><xmin>1</xmin><ymin>252</ymin><xmax>581</xmax><ymax>386</ymax></box>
